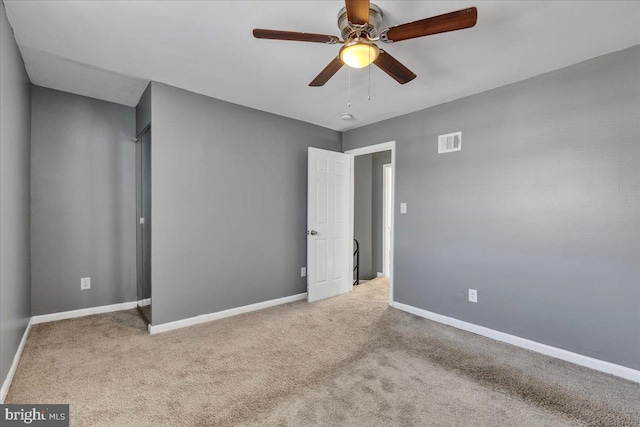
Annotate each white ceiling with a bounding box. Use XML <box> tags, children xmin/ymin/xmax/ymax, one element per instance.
<box><xmin>4</xmin><ymin>1</ymin><xmax>640</xmax><ymax>131</ymax></box>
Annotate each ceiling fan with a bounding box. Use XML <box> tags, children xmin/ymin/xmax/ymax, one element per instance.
<box><xmin>253</xmin><ymin>0</ymin><xmax>477</xmax><ymax>87</ymax></box>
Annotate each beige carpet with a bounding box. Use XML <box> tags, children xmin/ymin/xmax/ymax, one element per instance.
<box><xmin>7</xmin><ymin>278</ymin><xmax>640</xmax><ymax>426</ymax></box>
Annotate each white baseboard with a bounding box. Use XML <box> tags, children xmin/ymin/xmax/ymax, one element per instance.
<box><xmin>376</xmin><ymin>272</ymin><xmax>384</xmax><ymax>277</ymax></box>
<box><xmin>31</xmin><ymin>301</ymin><xmax>138</xmax><ymax>325</ymax></box>
<box><xmin>390</xmin><ymin>301</ymin><xmax>640</xmax><ymax>384</ymax></box>
<box><xmin>0</xmin><ymin>320</ymin><xmax>32</xmax><ymax>403</ymax></box>
<box><xmin>149</xmin><ymin>293</ymin><xmax>307</xmax><ymax>334</ymax></box>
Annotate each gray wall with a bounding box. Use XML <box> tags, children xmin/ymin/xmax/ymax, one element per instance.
<box><xmin>343</xmin><ymin>46</ymin><xmax>640</xmax><ymax>370</ymax></box>
<box><xmin>371</xmin><ymin>151</ymin><xmax>391</xmax><ymax>275</ymax></box>
<box><xmin>31</xmin><ymin>86</ymin><xmax>136</xmax><ymax>315</ymax></box>
<box><xmin>354</xmin><ymin>155</ymin><xmax>373</xmax><ymax>279</ymax></box>
<box><xmin>0</xmin><ymin>0</ymin><xmax>31</xmax><ymax>392</ymax></box>
<box><xmin>150</xmin><ymin>82</ymin><xmax>341</xmax><ymax>325</ymax></box>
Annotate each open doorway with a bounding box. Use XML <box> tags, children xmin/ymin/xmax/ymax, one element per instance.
<box><xmin>353</xmin><ymin>151</ymin><xmax>391</xmax><ymax>281</ymax></box>
<box><xmin>346</xmin><ymin>142</ymin><xmax>395</xmax><ymax>305</ymax></box>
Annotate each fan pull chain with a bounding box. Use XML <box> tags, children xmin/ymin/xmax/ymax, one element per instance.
<box><xmin>368</xmin><ymin>48</ymin><xmax>371</xmax><ymax>101</ymax></box>
<box><xmin>347</xmin><ymin>66</ymin><xmax>351</xmax><ymax>108</ymax></box>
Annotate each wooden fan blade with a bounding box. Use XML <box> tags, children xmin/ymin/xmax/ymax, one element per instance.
<box><xmin>384</xmin><ymin>7</ymin><xmax>477</xmax><ymax>42</ymax></box>
<box><xmin>310</xmin><ymin>57</ymin><xmax>344</xmax><ymax>87</ymax></box>
<box><xmin>345</xmin><ymin>0</ymin><xmax>370</xmax><ymax>25</ymax></box>
<box><xmin>253</xmin><ymin>29</ymin><xmax>339</xmax><ymax>44</ymax></box>
<box><xmin>373</xmin><ymin>51</ymin><xmax>416</xmax><ymax>84</ymax></box>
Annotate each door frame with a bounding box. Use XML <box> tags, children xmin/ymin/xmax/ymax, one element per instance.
<box><xmin>382</xmin><ymin>163</ymin><xmax>392</xmax><ymax>278</ymax></box>
<box><xmin>345</xmin><ymin>141</ymin><xmax>395</xmax><ymax>305</ymax></box>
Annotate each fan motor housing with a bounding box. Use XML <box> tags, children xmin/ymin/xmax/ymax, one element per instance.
<box><xmin>337</xmin><ymin>3</ymin><xmax>383</xmax><ymax>40</ymax></box>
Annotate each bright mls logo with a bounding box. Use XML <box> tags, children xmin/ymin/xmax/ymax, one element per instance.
<box><xmin>0</xmin><ymin>405</ymin><xmax>68</xmax><ymax>426</ymax></box>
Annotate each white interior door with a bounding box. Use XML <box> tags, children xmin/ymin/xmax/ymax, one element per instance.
<box><xmin>307</xmin><ymin>147</ymin><xmax>351</xmax><ymax>302</ymax></box>
<box><xmin>383</xmin><ymin>163</ymin><xmax>392</xmax><ymax>278</ymax></box>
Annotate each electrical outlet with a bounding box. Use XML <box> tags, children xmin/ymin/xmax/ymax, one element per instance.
<box><xmin>81</xmin><ymin>277</ymin><xmax>91</xmax><ymax>290</ymax></box>
<box><xmin>400</xmin><ymin>203</ymin><xmax>407</xmax><ymax>214</ymax></box>
<box><xmin>301</xmin><ymin>267</ymin><xmax>307</xmax><ymax>277</ymax></box>
<box><xmin>469</xmin><ymin>289</ymin><xmax>477</xmax><ymax>303</ymax></box>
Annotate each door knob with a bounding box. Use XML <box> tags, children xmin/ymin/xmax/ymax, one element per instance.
<box><xmin>308</xmin><ymin>230</ymin><xmax>318</xmax><ymax>235</ymax></box>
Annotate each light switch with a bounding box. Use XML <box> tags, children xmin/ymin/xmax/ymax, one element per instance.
<box><xmin>400</xmin><ymin>203</ymin><xmax>407</xmax><ymax>214</ymax></box>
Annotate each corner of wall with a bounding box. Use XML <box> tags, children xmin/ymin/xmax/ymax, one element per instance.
<box><xmin>0</xmin><ymin>0</ymin><xmax>33</xmax><ymax>400</ymax></box>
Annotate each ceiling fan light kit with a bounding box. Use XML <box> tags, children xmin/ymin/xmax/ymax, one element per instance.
<box><xmin>340</xmin><ymin>38</ymin><xmax>379</xmax><ymax>68</ymax></box>
<box><xmin>253</xmin><ymin>1</ymin><xmax>477</xmax><ymax>86</ymax></box>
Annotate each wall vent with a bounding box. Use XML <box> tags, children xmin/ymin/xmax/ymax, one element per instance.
<box><xmin>438</xmin><ymin>131</ymin><xmax>462</xmax><ymax>154</ymax></box>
